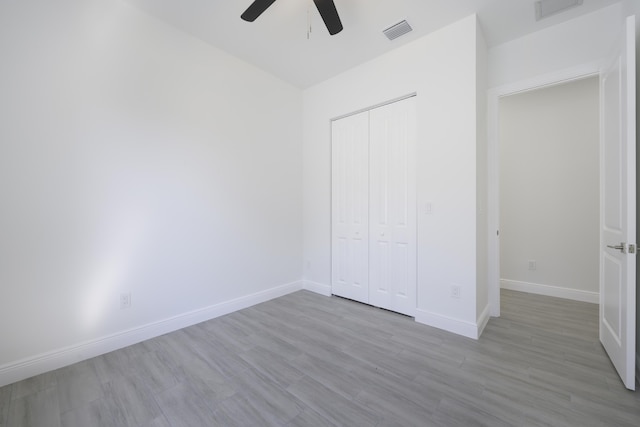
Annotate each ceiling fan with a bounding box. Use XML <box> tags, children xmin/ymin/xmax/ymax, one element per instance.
<box><xmin>241</xmin><ymin>0</ymin><xmax>343</xmax><ymax>35</ymax></box>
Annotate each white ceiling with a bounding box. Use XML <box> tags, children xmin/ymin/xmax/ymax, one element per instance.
<box><xmin>122</xmin><ymin>0</ymin><xmax>621</xmax><ymax>88</ymax></box>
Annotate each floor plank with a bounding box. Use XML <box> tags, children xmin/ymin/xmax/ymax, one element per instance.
<box><xmin>0</xmin><ymin>383</ymin><xmax>13</xmax><ymax>426</ymax></box>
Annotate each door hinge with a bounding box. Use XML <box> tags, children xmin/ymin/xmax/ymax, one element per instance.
<box><xmin>629</xmin><ymin>244</ymin><xmax>636</xmax><ymax>254</ymax></box>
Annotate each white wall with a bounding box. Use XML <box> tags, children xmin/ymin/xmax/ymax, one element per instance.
<box><xmin>0</xmin><ymin>0</ymin><xmax>303</xmax><ymax>384</ymax></box>
<box><xmin>488</xmin><ymin>3</ymin><xmax>622</xmax><ymax>89</ymax></box>
<box><xmin>499</xmin><ymin>77</ymin><xmax>600</xmax><ymax>302</ymax></box>
<box><xmin>303</xmin><ymin>15</ymin><xmax>486</xmax><ymax>338</ymax></box>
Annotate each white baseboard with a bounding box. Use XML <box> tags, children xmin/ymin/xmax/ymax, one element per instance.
<box><xmin>636</xmin><ymin>353</ymin><xmax>640</xmax><ymax>387</ymax></box>
<box><xmin>302</xmin><ymin>280</ymin><xmax>332</xmax><ymax>297</ymax></box>
<box><xmin>476</xmin><ymin>304</ymin><xmax>491</xmax><ymax>338</ymax></box>
<box><xmin>0</xmin><ymin>281</ymin><xmax>303</xmax><ymax>388</ymax></box>
<box><xmin>415</xmin><ymin>309</ymin><xmax>483</xmax><ymax>340</ymax></box>
<box><xmin>501</xmin><ymin>279</ymin><xmax>599</xmax><ymax>304</ymax></box>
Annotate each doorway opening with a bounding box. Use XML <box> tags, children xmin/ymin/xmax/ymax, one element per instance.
<box><xmin>498</xmin><ymin>76</ymin><xmax>600</xmax><ymax>305</ymax></box>
<box><xmin>487</xmin><ymin>63</ymin><xmax>602</xmax><ymax>318</ymax></box>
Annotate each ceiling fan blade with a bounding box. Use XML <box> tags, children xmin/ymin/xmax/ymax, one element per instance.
<box><xmin>313</xmin><ymin>0</ymin><xmax>343</xmax><ymax>35</ymax></box>
<box><xmin>241</xmin><ymin>0</ymin><xmax>277</xmax><ymax>22</ymax></box>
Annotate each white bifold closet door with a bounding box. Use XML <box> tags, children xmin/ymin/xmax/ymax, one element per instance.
<box><xmin>331</xmin><ymin>110</ymin><xmax>370</xmax><ymax>303</ymax></box>
<box><xmin>331</xmin><ymin>96</ymin><xmax>417</xmax><ymax>316</ymax></box>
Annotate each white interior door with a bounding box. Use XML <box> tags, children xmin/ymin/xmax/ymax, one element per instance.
<box><xmin>331</xmin><ymin>111</ymin><xmax>370</xmax><ymax>302</ymax></box>
<box><xmin>369</xmin><ymin>97</ymin><xmax>417</xmax><ymax>316</ymax></box>
<box><xmin>600</xmin><ymin>15</ymin><xmax>636</xmax><ymax>391</ymax></box>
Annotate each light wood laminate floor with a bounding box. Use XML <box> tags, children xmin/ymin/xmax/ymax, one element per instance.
<box><xmin>1</xmin><ymin>289</ymin><xmax>639</xmax><ymax>426</ymax></box>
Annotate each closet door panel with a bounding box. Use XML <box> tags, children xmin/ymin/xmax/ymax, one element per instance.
<box><xmin>331</xmin><ymin>111</ymin><xmax>369</xmax><ymax>303</ymax></box>
<box><xmin>369</xmin><ymin>97</ymin><xmax>417</xmax><ymax>316</ymax></box>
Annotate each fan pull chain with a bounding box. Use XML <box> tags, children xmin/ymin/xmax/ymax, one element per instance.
<box><xmin>307</xmin><ymin>1</ymin><xmax>312</xmax><ymax>39</ymax></box>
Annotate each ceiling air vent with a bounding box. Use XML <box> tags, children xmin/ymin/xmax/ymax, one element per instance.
<box><xmin>383</xmin><ymin>20</ymin><xmax>412</xmax><ymax>41</ymax></box>
<box><xmin>535</xmin><ymin>0</ymin><xmax>583</xmax><ymax>21</ymax></box>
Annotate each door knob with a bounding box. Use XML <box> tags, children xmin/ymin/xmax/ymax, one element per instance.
<box><xmin>607</xmin><ymin>242</ymin><xmax>626</xmax><ymax>253</ymax></box>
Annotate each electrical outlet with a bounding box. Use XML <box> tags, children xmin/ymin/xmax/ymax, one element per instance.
<box><xmin>451</xmin><ymin>285</ymin><xmax>461</xmax><ymax>299</ymax></box>
<box><xmin>528</xmin><ymin>260</ymin><xmax>537</xmax><ymax>271</ymax></box>
<box><xmin>120</xmin><ymin>292</ymin><xmax>131</xmax><ymax>309</ymax></box>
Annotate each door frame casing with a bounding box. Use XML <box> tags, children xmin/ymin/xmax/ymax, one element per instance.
<box><xmin>487</xmin><ymin>61</ymin><xmax>603</xmax><ymax>317</ymax></box>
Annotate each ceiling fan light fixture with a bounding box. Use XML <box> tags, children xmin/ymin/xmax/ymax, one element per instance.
<box><xmin>383</xmin><ymin>20</ymin><xmax>413</xmax><ymax>41</ymax></box>
<box><xmin>535</xmin><ymin>0</ymin><xmax>583</xmax><ymax>21</ymax></box>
